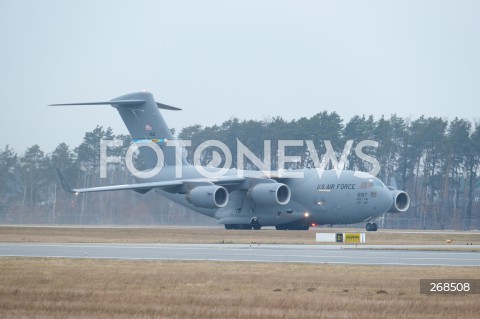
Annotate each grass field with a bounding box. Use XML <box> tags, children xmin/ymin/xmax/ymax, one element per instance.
<box><xmin>1</xmin><ymin>226</ymin><xmax>479</xmax><ymax>247</ymax></box>
<box><xmin>0</xmin><ymin>258</ymin><xmax>479</xmax><ymax>319</ymax></box>
<box><xmin>1</xmin><ymin>226</ymin><xmax>479</xmax><ymax>318</ymax></box>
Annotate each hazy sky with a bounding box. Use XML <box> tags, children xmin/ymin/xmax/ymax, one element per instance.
<box><xmin>1</xmin><ymin>0</ymin><xmax>479</xmax><ymax>154</ymax></box>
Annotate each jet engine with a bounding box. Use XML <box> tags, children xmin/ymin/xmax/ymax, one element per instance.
<box><xmin>388</xmin><ymin>190</ymin><xmax>410</xmax><ymax>213</ymax></box>
<box><xmin>248</xmin><ymin>183</ymin><xmax>291</xmax><ymax>206</ymax></box>
<box><xmin>187</xmin><ymin>185</ymin><xmax>229</xmax><ymax>208</ymax></box>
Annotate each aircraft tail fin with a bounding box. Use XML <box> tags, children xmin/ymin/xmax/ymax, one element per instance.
<box><xmin>50</xmin><ymin>92</ymin><xmax>187</xmax><ymax>172</ymax></box>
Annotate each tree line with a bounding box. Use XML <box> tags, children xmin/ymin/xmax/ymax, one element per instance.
<box><xmin>1</xmin><ymin>112</ymin><xmax>479</xmax><ymax>229</ymax></box>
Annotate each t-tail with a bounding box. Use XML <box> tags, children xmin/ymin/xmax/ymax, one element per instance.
<box><xmin>50</xmin><ymin>92</ymin><xmax>187</xmax><ymax>171</ymax></box>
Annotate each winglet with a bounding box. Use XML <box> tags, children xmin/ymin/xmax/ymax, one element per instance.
<box><xmin>56</xmin><ymin>168</ymin><xmax>75</xmax><ymax>193</ymax></box>
<box><xmin>388</xmin><ymin>177</ymin><xmax>398</xmax><ymax>190</ymax></box>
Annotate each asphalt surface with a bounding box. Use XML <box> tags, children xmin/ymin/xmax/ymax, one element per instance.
<box><xmin>1</xmin><ymin>243</ymin><xmax>479</xmax><ymax>266</ymax></box>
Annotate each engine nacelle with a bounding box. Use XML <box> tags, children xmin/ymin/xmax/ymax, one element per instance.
<box><xmin>248</xmin><ymin>183</ymin><xmax>291</xmax><ymax>206</ymax></box>
<box><xmin>388</xmin><ymin>190</ymin><xmax>410</xmax><ymax>213</ymax></box>
<box><xmin>187</xmin><ymin>185</ymin><xmax>229</xmax><ymax>208</ymax></box>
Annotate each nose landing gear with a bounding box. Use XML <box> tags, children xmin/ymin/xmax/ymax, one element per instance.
<box><xmin>366</xmin><ymin>222</ymin><xmax>378</xmax><ymax>231</ymax></box>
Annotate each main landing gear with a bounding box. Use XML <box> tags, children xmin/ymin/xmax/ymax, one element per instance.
<box><xmin>275</xmin><ymin>222</ymin><xmax>309</xmax><ymax>231</ymax></box>
<box><xmin>275</xmin><ymin>225</ymin><xmax>309</xmax><ymax>231</ymax></box>
<box><xmin>224</xmin><ymin>224</ymin><xmax>310</xmax><ymax>230</ymax></box>
<box><xmin>365</xmin><ymin>222</ymin><xmax>378</xmax><ymax>231</ymax></box>
<box><xmin>224</xmin><ymin>224</ymin><xmax>262</xmax><ymax>230</ymax></box>
<box><xmin>225</xmin><ymin>217</ymin><xmax>263</xmax><ymax>230</ymax></box>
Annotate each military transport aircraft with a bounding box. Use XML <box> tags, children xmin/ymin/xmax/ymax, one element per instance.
<box><xmin>52</xmin><ymin>92</ymin><xmax>410</xmax><ymax>231</ymax></box>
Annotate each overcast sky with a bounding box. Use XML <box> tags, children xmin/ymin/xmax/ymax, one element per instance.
<box><xmin>1</xmin><ymin>0</ymin><xmax>479</xmax><ymax>154</ymax></box>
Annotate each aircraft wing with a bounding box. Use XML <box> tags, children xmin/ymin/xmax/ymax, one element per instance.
<box><xmin>56</xmin><ymin>169</ymin><xmax>245</xmax><ymax>195</ymax></box>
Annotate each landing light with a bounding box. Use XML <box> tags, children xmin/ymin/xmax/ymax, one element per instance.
<box><xmin>304</xmin><ymin>212</ymin><xmax>309</xmax><ymax>218</ymax></box>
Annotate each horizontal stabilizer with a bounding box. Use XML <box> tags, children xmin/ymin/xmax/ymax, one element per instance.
<box><xmin>156</xmin><ymin>102</ymin><xmax>182</xmax><ymax>111</ymax></box>
<box><xmin>49</xmin><ymin>100</ymin><xmax>181</xmax><ymax>110</ymax></box>
<box><xmin>49</xmin><ymin>100</ymin><xmax>145</xmax><ymax>106</ymax></box>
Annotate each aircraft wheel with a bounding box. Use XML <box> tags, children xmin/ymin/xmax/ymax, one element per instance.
<box><xmin>366</xmin><ymin>223</ymin><xmax>373</xmax><ymax>231</ymax></box>
<box><xmin>372</xmin><ymin>223</ymin><xmax>378</xmax><ymax>231</ymax></box>
<box><xmin>225</xmin><ymin>224</ymin><xmax>233</xmax><ymax>230</ymax></box>
<box><xmin>252</xmin><ymin>225</ymin><xmax>261</xmax><ymax>230</ymax></box>
<box><xmin>275</xmin><ymin>225</ymin><xmax>287</xmax><ymax>230</ymax></box>
<box><xmin>302</xmin><ymin>226</ymin><xmax>309</xmax><ymax>231</ymax></box>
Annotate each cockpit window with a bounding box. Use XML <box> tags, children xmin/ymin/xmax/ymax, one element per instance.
<box><xmin>360</xmin><ymin>182</ymin><xmax>373</xmax><ymax>189</ymax></box>
<box><xmin>373</xmin><ymin>180</ymin><xmax>385</xmax><ymax>188</ymax></box>
<box><xmin>360</xmin><ymin>179</ymin><xmax>385</xmax><ymax>189</ymax></box>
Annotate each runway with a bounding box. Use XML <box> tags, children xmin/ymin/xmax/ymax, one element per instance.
<box><xmin>1</xmin><ymin>243</ymin><xmax>479</xmax><ymax>266</ymax></box>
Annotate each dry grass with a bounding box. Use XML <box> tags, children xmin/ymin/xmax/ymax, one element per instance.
<box><xmin>0</xmin><ymin>226</ymin><xmax>479</xmax><ymax>247</ymax></box>
<box><xmin>0</xmin><ymin>258</ymin><xmax>478</xmax><ymax>319</ymax></box>
<box><xmin>1</xmin><ymin>227</ymin><xmax>479</xmax><ymax>318</ymax></box>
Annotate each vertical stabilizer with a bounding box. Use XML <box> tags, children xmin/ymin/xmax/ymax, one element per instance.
<box><xmin>112</xmin><ymin>92</ymin><xmax>184</xmax><ymax>170</ymax></box>
<box><xmin>50</xmin><ymin>92</ymin><xmax>187</xmax><ymax>174</ymax></box>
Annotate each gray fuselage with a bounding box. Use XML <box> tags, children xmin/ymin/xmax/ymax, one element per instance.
<box><xmin>152</xmin><ymin>166</ymin><xmax>392</xmax><ymax>227</ymax></box>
